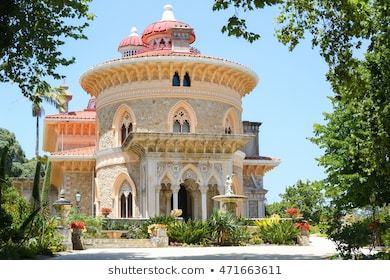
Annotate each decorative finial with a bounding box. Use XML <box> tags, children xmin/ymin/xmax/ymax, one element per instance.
<box><xmin>130</xmin><ymin>26</ymin><xmax>138</xmax><ymax>36</ymax></box>
<box><xmin>161</xmin><ymin>4</ymin><xmax>175</xmax><ymax>21</ymax></box>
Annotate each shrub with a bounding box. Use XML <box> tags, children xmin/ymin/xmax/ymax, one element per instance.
<box><xmin>125</xmin><ymin>224</ymin><xmax>148</xmax><ymax>239</ymax></box>
<box><xmin>168</xmin><ymin>220</ymin><xmax>210</xmax><ymax>245</ymax></box>
<box><xmin>383</xmin><ymin>228</ymin><xmax>390</xmax><ymax>249</ymax></box>
<box><xmin>328</xmin><ymin>219</ymin><xmax>371</xmax><ymax>259</ymax></box>
<box><xmin>146</xmin><ymin>215</ymin><xmax>176</xmax><ymax>226</ymax></box>
<box><xmin>258</xmin><ymin>220</ymin><xmax>299</xmax><ymax>245</ymax></box>
<box><xmin>208</xmin><ymin>210</ymin><xmax>249</xmax><ymax>246</ymax></box>
<box><xmin>67</xmin><ymin>208</ymin><xmax>102</xmax><ymax>238</ymax></box>
<box><xmin>255</xmin><ymin>214</ymin><xmax>280</xmax><ymax>229</ymax></box>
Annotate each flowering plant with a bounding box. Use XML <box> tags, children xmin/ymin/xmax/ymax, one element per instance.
<box><xmin>294</xmin><ymin>221</ymin><xmax>310</xmax><ymax>232</ymax></box>
<box><xmin>70</xmin><ymin>221</ymin><xmax>85</xmax><ymax>230</ymax></box>
<box><xmin>368</xmin><ymin>221</ymin><xmax>379</xmax><ymax>232</ymax></box>
<box><xmin>286</xmin><ymin>207</ymin><xmax>299</xmax><ymax>217</ymax></box>
<box><xmin>101</xmin><ymin>207</ymin><xmax>112</xmax><ymax>216</ymax></box>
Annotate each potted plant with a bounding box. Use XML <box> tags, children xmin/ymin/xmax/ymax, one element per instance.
<box><xmin>70</xmin><ymin>220</ymin><xmax>85</xmax><ymax>250</ymax></box>
<box><xmin>101</xmin><ymin>207</ymin><xmax>112</xmax><ymax>218</ymax></box>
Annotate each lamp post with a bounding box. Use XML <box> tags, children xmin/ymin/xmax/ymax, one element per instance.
<box><xmin>75</xmin><ymin>191</ymin><xmax>81</xmax><ymax>213</ymax></box>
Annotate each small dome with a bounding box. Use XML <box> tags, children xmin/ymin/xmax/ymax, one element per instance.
<box><xmin>141</xmin><ymin>5</ymin><xmax>195</xmax><ymax>45</ymax></box>
<box><xmin>118</xmin><ymin>27</ymin><xmax>143</xmax><ymax>49</ymax></box>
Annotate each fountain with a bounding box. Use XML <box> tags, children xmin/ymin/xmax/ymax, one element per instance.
<box><xmin>53</xmin><ymin>189</ymin><xmax>72</xmax><ymax>250</ymax></box>
<box><xmin>212</xmin><ymin>175</ymin><xmax>247</xmax><ymax>216</ymax></box>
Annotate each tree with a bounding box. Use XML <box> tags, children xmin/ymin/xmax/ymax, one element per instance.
<box><xmin>32</xmin><ymin>87</ymin><xmax>66</xmax><ymax>158</ymax></box>
<box><xmin>280</xmin><ymin>180</ymin><xmax>326</xmax><ymax>224</ymax></box>
<box><xmin>0</xmin><ymin>0</ymin><xmax>93</xmax><ymax>101</ymax></box>
<box><xmin>0</xmin><ymin>128</ymin><xmax>27</xmax><ymax>177</ymax></box>
<box><xmin>213</xmin><ymin>0</ymin><xmax>390</xmax><ymax>208</ymax></box>
<box><xmin>267</xmin><ymin>180</ymin><xmax>326</xmax><ymax>224</ymax></box>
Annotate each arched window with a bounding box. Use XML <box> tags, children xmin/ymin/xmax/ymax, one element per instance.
<box><xmin>120</xmin><ymin>112</ymin><xmax>133</xmax><ymax>144</ymax></box>
<box><xmin>172</xmin><ymin>72</ymin><xmax>180</xmax><ymax>86</ymax></box>
<box><xmin>173</xmin><ymin>120</ymin><xmax>181</xmax><ymax>133</ymax></box>
<box><xmin>224</xmin><ymin>117</ymin><xmax>233</xmax><ymax>134</ymax></box>
<box><xmin>119</xmin><ymin>183</ymin><xmax>133</xmax><ymax>218</ymax></box>
<box><xmin>183</xmin><ymin>72</ymin><xmax>191</xmax><ymax>87</ymax></box>
<box><xmin>173</xmin><ymin>110</ymin><xmax>191</xmax><ymax>133</ymax></box>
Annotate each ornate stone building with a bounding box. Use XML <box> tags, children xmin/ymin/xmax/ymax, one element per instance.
<box><xmin>43</xmin><ymin>5</ymin><xmax>280</xmax><ymax>220</ymax></box>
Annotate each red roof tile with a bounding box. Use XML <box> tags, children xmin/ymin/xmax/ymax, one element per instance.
<box><xmin>51</xmin><ymin>146</ymin><xmax>95</xmax><ymax>157</ymax></box>
<box><xmin>46</xmin><ymin>110</ymin><xmax>96</xmax><ymax>121</ymax></box>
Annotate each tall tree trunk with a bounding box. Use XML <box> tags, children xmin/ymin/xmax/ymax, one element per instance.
<box><xmin>35</xmin><ymin>115</ymin><xmax>39</xmax><ymax>158</ymax></box>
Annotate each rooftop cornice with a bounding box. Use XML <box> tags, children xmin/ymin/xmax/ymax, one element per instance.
<box><xmin>80</xmin><ymin>55</ymin><xmax>258</xmax><ymax>97</ymax></box>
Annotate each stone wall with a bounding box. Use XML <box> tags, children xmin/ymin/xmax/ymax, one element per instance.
<box><xmin>63</xmin><ymin>172</ymin><xmax>93</xmax><ymax>215</ymax></box>
<box><xmin>97</xmin><ymin>98</ymin><xmax>235</xmax><ymax>150</ymax></box>
<box><xmin>96</xmin><ymin>162</ymin><xmax>140</xmax><ymax>216</ymax></box>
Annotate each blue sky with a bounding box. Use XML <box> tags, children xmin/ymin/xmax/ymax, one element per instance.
<box><xmin>0</xmin><ymin>0</ymin><xmax>332</xmax><ymax>203</ymax></box>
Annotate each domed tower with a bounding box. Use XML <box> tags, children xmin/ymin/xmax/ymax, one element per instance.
<box><xmin>118</xmin><ymin>27</ymin><xmax>143</xmax><ymax>58</ymax></box>
<box><xmin>80</xmin><ymin>5</ymin><xmax>279</xmax><ymax>219</ymax></box>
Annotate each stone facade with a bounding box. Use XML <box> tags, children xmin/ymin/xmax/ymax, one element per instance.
<box><xmin>98</xmin><ymin>96</ymin><xmax>238</xmax><ymax>150</ymax></box>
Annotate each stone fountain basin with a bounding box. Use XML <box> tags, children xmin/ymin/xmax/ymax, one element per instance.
<box><xmin>212</xmin><ymin>194</ymin><xmax>247</xmax><ymax>203</ymax></box>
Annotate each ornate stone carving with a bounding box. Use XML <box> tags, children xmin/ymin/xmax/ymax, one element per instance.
<box><xmin>182</xmin><ymin>169</ymin><xmax>196</xmax><ymax>181</ymax></box>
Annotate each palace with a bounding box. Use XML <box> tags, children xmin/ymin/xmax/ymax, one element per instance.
<box><xmin>43</xmin><ymin>5</ymin><xmax>280</xmax><ymax>220</ymax></box>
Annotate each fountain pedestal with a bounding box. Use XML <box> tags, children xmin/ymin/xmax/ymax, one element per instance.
<box><xmin>212</xmin><ymin>175</ymin><xmax>247</xmax><ymax>216</ymax></box>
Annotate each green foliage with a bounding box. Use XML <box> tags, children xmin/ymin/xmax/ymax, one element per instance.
<box><xmin>265</xmin><ymin>201</ymin><xmax>287</xmax><ymax>217</ymax></box>
<box><xmin>125</xmin><ymin>224</ymin><xmax>149</xmax><ymax>239</ymax></box>
<box><xmin>0</xmin><ymin>0</ymin><xmax>94</xmax><ymax>100</ymax></box>
<box><xmin>281</xmin><ymin>180</ymin><xmax>326</xmax><ymax>224</ymax></box>
<box><xmin>208</xmin><ymin>210</ymin><xmax>249</xmax><ymax>246</ymax></box>
<box><xmin>328</xmin><ymin>218</ymin><xmax>372</xmax><ymax>259</ymax></box>
<box><xmin>67</xmin><ymin>208</ymin><xmax>102</xmax><ymax>238</ymax></box>
<box><xmin>41</xmin><ymin>161</ymin><xmax>51</xmax><ymax>216</ymax></box>
<box><xmin>212</xmin><ymin>0</ymin><xmax>280</xmax><ymax>43</ymax></box>
<box><xmin>168</xmin><ymin>220</ymin><xmax>210</xmax><ymax>245</ymax></box>
<box><xmin>146</xmin><ymin>215</ymin><xmax>177</xmax><ymax>227</ymax></box>
<box><xmin>0</xmin><ymin>129</ymin><xmax>27</xmax><ymax>177</ymax></box>
<box><xmin>258</xmin><ymin>220</ymin><xmax>299</xmax><ymax>245</ymax></box>
<box><xmin>383</xmin><ymin>228</ymin><xmax>390</xmax><ymax>249</ymax></box>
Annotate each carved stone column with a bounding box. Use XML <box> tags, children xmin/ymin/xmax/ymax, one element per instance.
<box><xmin>200</xmin><ymin>187</ymin><xmax>208</xmax><ymax>220</ymax></box>
<box><xmin>155</xmin><ymin>186</ymin><xmax>161</xmax><ymax>216</ymax></box>
<box><xmin>165</xmin><ymin>191</ymin><xmax>172</xmax><ymax>215</ymax></box>
<box><xmin>172</xmin><ymin>185</ymin><xmax>180</xmax><ymax>210</ymax></box>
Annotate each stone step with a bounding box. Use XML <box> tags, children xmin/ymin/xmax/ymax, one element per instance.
<box><xmin>84</xmin><ymin>238</ymin><xmax>155</xmax><ymax>248</ymax></box>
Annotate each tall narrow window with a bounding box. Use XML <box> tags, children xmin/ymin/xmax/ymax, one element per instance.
<box><xmin>183</xmin><ymin>72</ymin><xmax>191</xmax><ymax>87</ymax></box>
<box><xmin>119</xmin><ymin>183</ymin><xmax>132</xmax><ymax>218</ymax></box>
<box><xmin>224</xmin><ymin>117</ymin><xmax>233</xmax><ymax>134</ymax></box>
<box><xmin>173</xmin><ymin>120</ymin><xmax>181</xmax><ymax>133</ymax></box>
<box><xmin>172</xmin><ymin>72</ymin><xmax>180</xmax><ymax>86</ymax></box>
<box><xmin>120</xmin><ymin>113</ymin><xmax>133</xmax><ymax>144</ymax></box>
<box><xmin>173</xmin><ymin>110</ymin><xmax>191</xmax><ymax>133</ymax></box>
<box><xmin>121</xmin><ymin>124</ymin><xmax>127</xmax><ymax>143</ymax></box>
<box><xmin>182</xmin><ymin>120</ymin><xmax>190</xmax><ymax>133</ymax></box>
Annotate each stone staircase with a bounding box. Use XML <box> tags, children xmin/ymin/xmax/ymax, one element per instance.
<box><xmin>84</xmin><ymin>238</ymin><xmax>155</xmax><ymax>249</ymax></box>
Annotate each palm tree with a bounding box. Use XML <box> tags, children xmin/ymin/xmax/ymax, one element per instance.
<box><xmin>32</xmin><ymin>86</ymin><xmax>66</xmax><ymax>158</ymax></box>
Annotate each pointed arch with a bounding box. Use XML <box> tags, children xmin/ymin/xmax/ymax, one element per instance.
<box><xmin>112</xmin><ymin>104</ymin><xmax>136</xmax><ymax>146</ymax></box>
<box><xmin>179</xmin><ymin>164</ymin><xmax>203</xmax><ymax>186</ymax></box>
<box><xmin>206</xmin><ymin>173</ymin><xmax>222</xmax><ymax>187</ymax></box>
<box><xmin>158</xmin><ymin>170</ymin><xmax>176</xmax><ymax>186</ymax></box>
<box><xmin>223</xmin><ymin>107</ymin><xmax>240</xmax><ymax>134</ymax></box>
<box><xmin>167</xmin><ymin>100</ymin><xmax>197</xmax><ymax>133</ymax></box>
<box><xmin>112</xmin><ymin>172</ymin><xmax>137</xmax><ymax>218</ymax></box>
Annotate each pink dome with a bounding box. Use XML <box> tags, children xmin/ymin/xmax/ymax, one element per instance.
<box><xmin>118</xmin><ymin>27</ymin><xmax>143</xmax><ymax>49</ymax></box>
<box><xmin>141</xmin><ymin>20</ymin><xmax>195</xmax><ymax>44</ymax></box>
